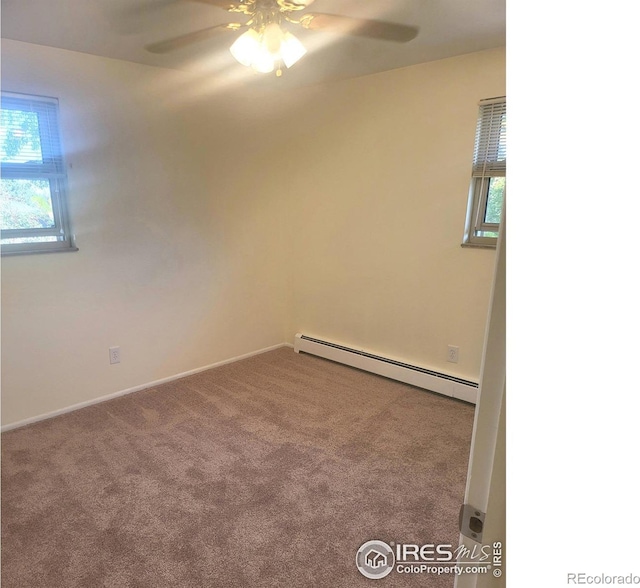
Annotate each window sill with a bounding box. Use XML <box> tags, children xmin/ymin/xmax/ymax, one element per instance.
<box><xmin>1</xmin><ymin>246</ymin><xmax>79</xmax><ymax>257</ymax></box>
<box><xmin>461</xmin><ymin>241</ymin><xmax>497</xmax><ymax>250</ymax></box>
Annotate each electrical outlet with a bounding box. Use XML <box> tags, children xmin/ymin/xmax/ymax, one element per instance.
<box><xmin>447</xmin><ymin>345</ymin><xmax>459</xmax><ymax>363</ymax></box>
<box><xmin>109</xmin><ymin>346</ymin><xmax>121</xmax><ymax>365</ymax></box>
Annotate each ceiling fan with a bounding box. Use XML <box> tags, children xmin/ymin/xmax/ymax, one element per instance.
<box><xmin>145</xmin><ymin>0</ymin><xmax>419</xmax><ymax>75</ymax></box>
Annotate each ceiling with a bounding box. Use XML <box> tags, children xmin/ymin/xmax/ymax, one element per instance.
<box><xmin>1</xmin><ymin>0</ymin><xmax>505</xmax><ymax>88</ymax></box>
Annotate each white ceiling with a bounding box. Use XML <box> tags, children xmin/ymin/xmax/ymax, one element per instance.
<box><xmin>1</xmin><ymin>0</ymin><xmax>505</xmax><ymax>88</ymax></box>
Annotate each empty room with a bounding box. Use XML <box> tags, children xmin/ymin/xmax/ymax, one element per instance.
<box><xmin>1</xmin><ymin>0</ymin><xmax>506</xmax><ymax>586</ymax></box>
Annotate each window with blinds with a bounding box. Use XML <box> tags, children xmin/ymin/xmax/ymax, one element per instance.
<box><xmin>1</xmin><ymin>92</ymin><xmax>76</xmax><ymax>255</ymax></box>
<box><xmin>463</xmin><ymin>97</ymin><xmax>506</xmax><ymax>247</ymax></box>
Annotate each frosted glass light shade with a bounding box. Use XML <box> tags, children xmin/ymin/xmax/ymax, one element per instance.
<box><xmin>229</xmin><ymin>29</ymin><xmax>261</xmax><ymax>67</ymax></box>
<box><xmin>251</xmin><ymin>50</ymin><xmax>275</xmax><ymax>73</ymax></box>
<box><xmin>280</xmin><ymin>32</ymin><xmax>307</xmax><ymax>68</ymax></box>
<box><xmin>263</xmin><ymin>23</ymin><xmax>284</xmax><ymax>54</ymax></box>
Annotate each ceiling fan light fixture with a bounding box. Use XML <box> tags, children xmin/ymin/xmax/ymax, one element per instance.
<box><xmin>229</xmin><ymin>21</ymin><xmax>306</xmax><ymax>74</ymax></box>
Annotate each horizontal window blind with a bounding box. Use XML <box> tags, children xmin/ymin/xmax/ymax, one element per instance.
<box><xmin>472</xmin><ymin>97</ymin><xmax>506</xmax><ymax>178</ymax></box>
<box><xmin>0</xmin><ymin>94</ymin><xmax>66</xmax><ymax>179</ymax></box>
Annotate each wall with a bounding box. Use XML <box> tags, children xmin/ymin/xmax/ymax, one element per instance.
<box><xmin>280</xmin><ymin>47</ymin><xmax>506</xmax><ymax>381</ymax></box>
<box><xmin>1</xmin><ymin>42</ymin><xmax>505</xmax><ymax>427</ymax></box>
<box><xmin>1</xmin><ymin>40</ymin><xmax>290</xmax><ymax>426</ymax></box>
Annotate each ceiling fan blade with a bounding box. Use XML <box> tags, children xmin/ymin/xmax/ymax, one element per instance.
<box><xmin>145</xmin><ymin>22</ymin><xmax>244</xmax><ymax>53</ymax></box>
<box><xmin>300</xmin><ymin>13</ymin><xmax>419</xmax><ymax>43</ymax></box>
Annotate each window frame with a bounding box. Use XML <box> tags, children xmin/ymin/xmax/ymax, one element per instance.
<box><xmin>463</xmin><ymin>97</ymin><xmax>506</xmax><ymax>248</ymax></box>
<box><xmin>1</xmin><ymin>91</ymin><xmax>77</xmax><ymax>256</ymax></box>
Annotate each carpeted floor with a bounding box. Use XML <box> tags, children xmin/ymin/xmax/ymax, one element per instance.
<box><xmin>1</xmin><ymin>347</ymin><xmax>475</xmax><ymax>587</ymax></box>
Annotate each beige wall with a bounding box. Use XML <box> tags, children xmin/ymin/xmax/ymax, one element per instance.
<box><xmin>1</xmin><ymin>41</ymin><xmax>505</xmax><ymax>426</ymax></box>
<box><xmin>1</xmin><ymin>40</ymin><xmax>290</xmax><ymax>425</ymax></box>
<box><xmin>280</xmin><ymin>48</ymin><xmax>505</xmax><ymax>381</ymax></box>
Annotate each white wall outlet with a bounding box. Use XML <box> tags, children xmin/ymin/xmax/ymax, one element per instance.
<box><xmin>109</xmin><ymin>346</ymin><xmax>121</xmax><ymax>365</ymax></box>
<box><xmin>447</xmin><ymin>345</ymin><xmax>459</xmax><ymax>363</ymax></box>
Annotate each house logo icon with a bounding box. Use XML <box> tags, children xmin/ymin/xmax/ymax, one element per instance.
<box><xmin>365</xmin><ymin>549</ymin><xmax>387</xmax><ymax>569</ymax></box>
<box><xmin>356</xmin><ymin>540</ymin><xmax>395</xmax><ymax>579</ymax></box>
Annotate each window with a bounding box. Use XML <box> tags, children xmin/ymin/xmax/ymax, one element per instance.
<box><xmin>1</xmin><ymin>92</ymin><xmax>76</xmax><ymax>255</ymax></box>
<box><xmin>463</xmin><ymin>97</ymin><xmax>506</xmax><ymax>247</ymax></box>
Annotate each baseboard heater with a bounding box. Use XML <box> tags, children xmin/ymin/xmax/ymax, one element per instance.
<box><xmin>294</xmin><ymin>333</ymin><xmax>478</xmax><ymax>404</ymax></box>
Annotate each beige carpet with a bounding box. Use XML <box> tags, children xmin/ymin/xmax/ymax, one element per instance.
<box><xmin>1</xmin><ymin>347</ymin><xmax>475</xmax><ymax>587</ymax></box>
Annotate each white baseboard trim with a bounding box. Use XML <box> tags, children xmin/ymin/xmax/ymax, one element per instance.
<box><xmin>294</xmin><ymin>333</ymin><xmax>478</xmax><ymax>404</ymax></box>
<box><xmin>1</xmin><ymin>342</ymin><xmax>288</xmax><ymax>433</ymax></box>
